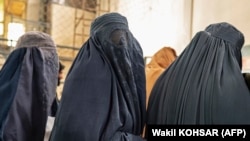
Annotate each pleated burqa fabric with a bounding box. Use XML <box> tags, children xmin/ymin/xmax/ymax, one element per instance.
<box><xmin>49</xmin><ymin>13</ymin><xmax>146</xmax><ymax>141</ymax></box>
<box><xmin>146</xmin><ymin>22</ymin><xmax>250</xmax><ymax>126</ymax></box>
<box><xmin>0</xmin><ymin>31</ymin><xmax>59</xmax><ymax>141</ymax></box>
<box><xmin>145</xmin><ymin>47</ymin><xmax>177</xmax><ymax>108</ymax></box>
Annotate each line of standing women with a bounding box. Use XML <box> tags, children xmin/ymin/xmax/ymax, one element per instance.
<box><xmin>1</xmin><ymin>12</ymin><xmax>250</xmax><ymax>141</ymax></box>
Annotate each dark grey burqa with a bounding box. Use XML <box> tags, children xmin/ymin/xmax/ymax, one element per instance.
<box><xmin>0</xmin><ymin>31</ymin><xmax>58</xmax><ymax>141</ymax></box>
<box><xmin>49</xmin><ymin>13</ymin><xmax>146</xmax><ymax>141</ymax></box>
<box><xmin>146</xmin><ymin>22</ymin><xmax>250</xmax><ymax>126</ymax></box>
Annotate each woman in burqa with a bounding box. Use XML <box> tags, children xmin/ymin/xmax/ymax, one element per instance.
<box><xmin>49</xmin><ymin>13</ymin><xmax>146</xmax><ymax>141</ymax></box>
<box><xmin>145</xmin><ymin>47</ymin><xmax>177</xmax><ymax>108</ymax></box>
<box><xmin>146</xmin><ymin>22</ymin><xmax>250</xmax><ymax>128</ymax></box>
<box><xmin>0</xmin><ymin>31</ymin><xmax>59</xmax><ymax>141</ymax></box>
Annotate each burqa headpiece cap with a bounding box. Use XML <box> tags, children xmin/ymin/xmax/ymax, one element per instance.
<box><xmin>15</xmin><ymin>31</ymin><xmax>56</xmax><ymax>48</ymax></box>
<box><xmin>205</xmin><ymin>22</ymin><xmax>244</xmax><ymax>49</ymax></box>
<box><xmin>90</xmin><ymin>12</ymin><xmax>128</xmax><ymax>35</ymax></box>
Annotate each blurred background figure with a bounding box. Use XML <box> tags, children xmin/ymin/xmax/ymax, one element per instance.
<box><xmin>242</xmin><ymin>45</ymin><xmax>250</xmax><ymax>90</ymax></box>
<box><xmin>146</xmin><ymin>22</ymin><xmax>250</xmax><ymax>135</ymax></box>
<box><xmin>56</xmin><ymin>61</ymin><xmax>65</xmax><ymax>100</ymax></box>
<box><xmin>242</xmin><ymin>45</ymin><xmax>250</xmax><ymax>72</ymax></box>
<box><xmin>145</xmin><ymin>46</ymin><xmax>177</xmax><ymax>108</ymax></box>
<box><xmin>0</xmin><ymin>31</ymin><xmax>59</xmax><ymax>141</ymax></box>
<box><xmin>49</xmin><ymin>12</ymin><xmax>146</xmax><ymax>141</ymax></box>
<box><xmin>58</xmin><ymin>62</ymin><xmax>65</xmax><ymax>87</ymax></box>
<box><xmin>143</xmin><ymin>46</ymin><xmax>177</xmax><ymax>137</ymax></box>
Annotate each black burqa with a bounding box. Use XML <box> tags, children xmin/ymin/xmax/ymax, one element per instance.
<box><xmin>0</xmin><ymin>31</ymin><xmax>58</xmax><ymax>141</ymax></box>
<box><xmin>146</xmin><ymin>22</ymin><xmax>250</xmax><ymax>126</ymax></box>
<box><xmin>49</xmin><ymin>13</ymin><xmax>146</xmax><ymax>141</ymax></box>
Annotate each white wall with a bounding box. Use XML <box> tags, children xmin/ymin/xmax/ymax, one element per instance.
<box><xmin>114</xmin><ymin>0</ymin><xmax>192</xmax><ymax>56</ymax></box>
<box><xmin>192</xmin><ymin>0</ymin><xmax>250</xmax><ymax>46</ymax></box>
<box><xmin>113</xmin><ymin>0</ymin><xmax>250</xmax><ymax>57</ymax></box>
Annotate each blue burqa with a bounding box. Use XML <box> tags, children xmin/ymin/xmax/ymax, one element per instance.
<box><xmin>146</xmin><ymin>22</ymin><xmax>250</xmax><ymax>128</ymax></box>
<box><xmin>49</xmin><ymin>13</ymin><xmax>146</xmax><ymax>141</ymax></box>
<box><xmin>0</xmin><ymin>31</ymin><xmax>58</xmax><ymax>141</ymax></box>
